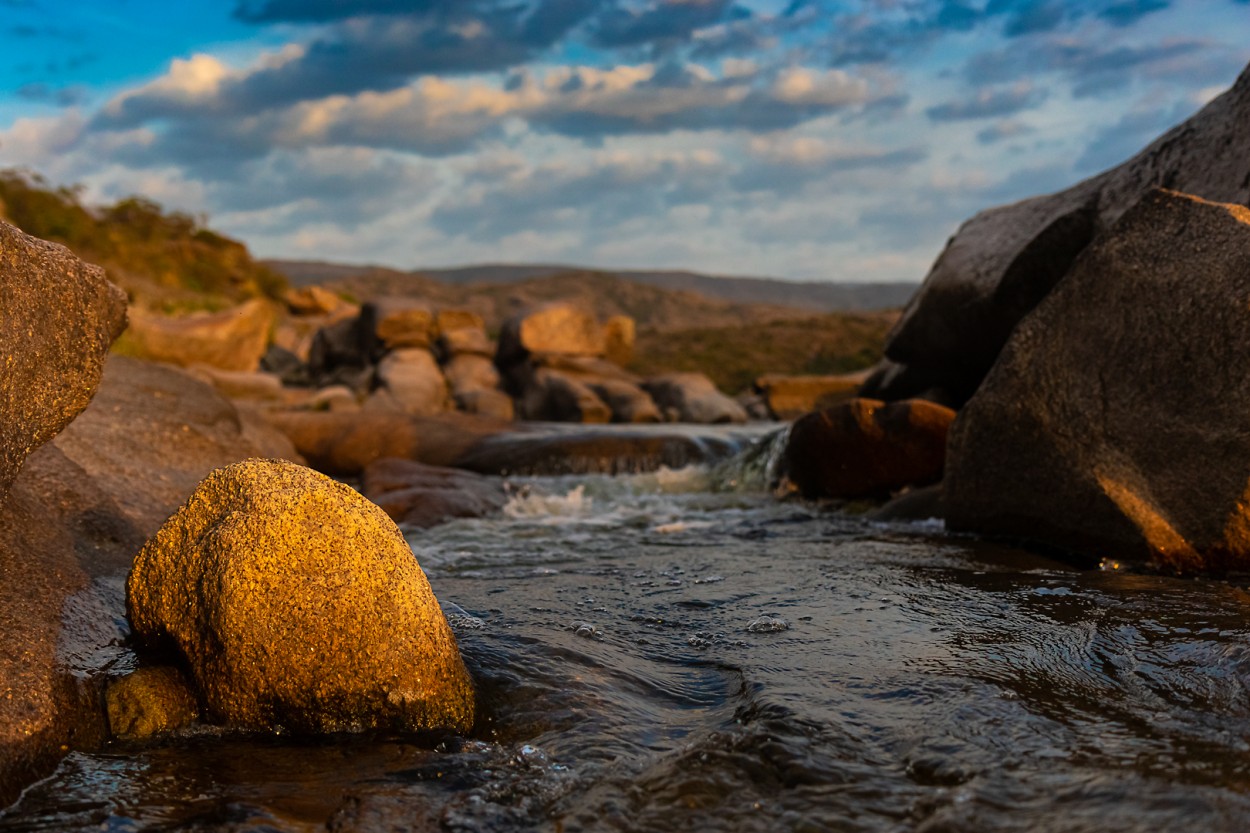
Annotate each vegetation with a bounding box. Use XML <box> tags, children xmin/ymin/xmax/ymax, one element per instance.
<box><xmin>0</xmin><ymin>169</ymin><xmax>286</xmax><ymax>308</ymax></box>
<box><xmin>630</xmin><ymin>313</ymin><xmax>895</xmax><ymax>394</ymax></box>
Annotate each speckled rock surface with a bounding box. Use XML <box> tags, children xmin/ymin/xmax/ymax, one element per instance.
<box><xmin>106</xmin><ymin>666</ymin><xmax>199</xmax><ymax>739</ymax></box>
<box><xmin>126</xmin><ymin>459</ymin><xmax>476</xmax><ymax>734</ymax></box>
<box><xmin>0</xmin><ymin>220</ymin><xmax>127</xmax><ymax>499</ymax></box>
<box><xmin>946</xmin><ymin>190</ymin><xmax>1250</xmax><ymax>572</ymax></box>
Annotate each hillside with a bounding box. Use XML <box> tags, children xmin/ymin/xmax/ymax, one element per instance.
<box><xmin>267</xmin><ymin>259</ymin><xmax>918</xmax><ymax>312</ymax></box>
<box><xmin>631</xmin><ymin>312</ymin><xmax>897</xmax><ymax>394</ymax></box>
<box><xmin>0</xmin><ymin>170</ymin><xmax>286</xmax><ymax>310</ymax></box>
<box><xmin>304</xmin><ymin>265</ymin><xmax>814</xmax><ymax>334</ymax></box>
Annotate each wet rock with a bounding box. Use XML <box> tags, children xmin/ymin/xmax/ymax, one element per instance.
<box><xmin>603</xmin><ymin>315</ymin><xmax>636</xmax><ymax>367</ymax></box>
<box><xmin>869</xmin><ymin>484</ymin><xmax>946</xmax><ymax>523</ymax></box>
<box><xmin>362</xmin><ymin>458</ymin><xmax>507</xmax><ymax>529</ymax></box>
<box><xmin>878</xmin><ymin>62</ymin><xmax>1250</xmax><ymax>406</ymax></box>
<box><xmin>496</xmin><ymin>303</ymin><xmax>606</xmax><ymax>368</ymax></box>
<box><xmin>368</xmin><ymin>297</ymin><xmax>435</xmax><ymax>350</ymax></box>
<box><xmin>755</xmin><ymin>372</ymin><xmax>869</xmax><ymax>421</ymax></box>
<box><xmin>376</xmin><ymin>348</ymin><xmax>451</xmax><ymax>416</ymax></box>
<box><xmin>454</xmin><ymin>428</ymin><xmax>743</xmax><ymax>476</ymax></box>
<box><xmin>124</xmin><ymin>299</ymin><xmax>275</xmax><ymax>373</ymax></box>
<box><xmin>519</xmin><ymin>368</ymin><xmax>612</xmax><ymax>423</ymax></box>
<box><xmin>126</xmin><ymin>459</ymin><xmax>476</xmax><ymax>734</ymax></box>
<box><xmin>106</xmin><ymin>666</ymin><xmax>198</xmax><ymax>739</ymax></box>
<box><xmin>780</xmin><ymin>398</ymin><xmax>954</xmax><ymax>499</ymax></box>
<box><xmin>644</xmin><ymin>373</ymin><xmax>747</xmax><ymax>424</ymax></box>
<box><xmin>946</xmin><ymin>190</ymin><xmax>1250</xmax><ymax>573</ymax></box>
<box><xmin>0</xmin><ymin>220</ymin><xmax>127</xmax><ymax>498</ymax></box>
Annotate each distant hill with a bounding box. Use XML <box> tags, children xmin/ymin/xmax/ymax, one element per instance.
<box><xmin>266</xmin><ymin>259</ymin><xmax>918</xmax><ymax>312</ymax></box>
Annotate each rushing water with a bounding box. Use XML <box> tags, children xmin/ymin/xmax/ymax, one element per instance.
<box><xmin>5</xmin><ymin>428</ymin><xmax>1250</xmax><ymax>832</ymax></box>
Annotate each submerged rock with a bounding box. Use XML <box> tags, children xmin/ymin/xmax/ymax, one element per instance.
<box><xmin>0</xmin><ymin>220</ymin><xmax>127</xmax><ymax>498</ymax></box>
<box><xmin>780</xmin><ymin>398</ymin><xmax>954</xmax><ymax>500</ymax></box>
<box><xmin>946</xmin><ymin>190</ymin><xmax>1250</xmax><ymax>573</ymax></box>
<box><xmin>126</xmin><ymin>459</ymin><xmax>476</xmax><ymax>734</ymax></box>
<box><xmin>875</xmin><ymin>62</ymin><xmax>1250</xmax><ymax>406</ymax></box>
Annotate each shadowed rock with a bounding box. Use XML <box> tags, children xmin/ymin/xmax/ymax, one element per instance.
<box><xmin>0</xmin><ymin>220</ymin><xmax>126</xmax><ymax>498</ymax></box>
<box><xmin>876</xmin><ymin>62</ymin><xmax>1250</xmax><ymax>406</ymax></box>
<box><xmin>644</xmin><ymin>373</ymin><xmax>747</xmax><ymax>424</ymax></box>
<box><xmin>780</xmin><ymin>398</ymin><xmax>954</xmax><ymax>500</ymax></box>
<box><xmin>946</xmin><ymin>190</ymin><xmax>1250</xmax><ymax>573</ymax></box>
<box><xmin>105</xmin><ymin>666</ymin><xmax>199</xmax><ymax>740</ymax></box>
<box><xmin>126</xmin><ymin>459</ymin><xmax>476</xmax><ymax>734</ymax></box>
<box><xmin>362</xmin><ymin>458</ymin><xmax>506</xmax><ymax>529</ymax></box>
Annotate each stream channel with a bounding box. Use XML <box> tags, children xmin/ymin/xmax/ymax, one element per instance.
<box><xmin>4</xmin><ymin>426</ymin><xmax>1250</xmax><ymax>831</ymax></box>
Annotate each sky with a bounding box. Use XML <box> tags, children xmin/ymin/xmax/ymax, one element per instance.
<box><xmin>0</xmin><ymin>1</ymin><xmax>1247</xmax><ymax>283</ymax></box>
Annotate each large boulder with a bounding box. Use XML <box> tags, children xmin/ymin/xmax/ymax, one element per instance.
<box><xmin>586</xmin><ymin>379</ymin><xmax>662</xmax><ymax>424</ymax></box>
<box><xmin>644</xmin><ymin>373</ymin><xmax>747</xmax><ymax>424</ymax></box>
<box><xmin>126</xmin><ymin>460</ymin><xmax>475</xmax><ymax>733</ymax></box>
<box><xmin>443</xmin><ymin>354</ymin><xmax>503</xmax><ymax>396</ymax></box>
<box><xmin>946</xmin><ymin>190</ymin><xmax>1250</xmax><ymax>573</ymax></box>
<box><xmin>780</xmin><ymin>398</ymin><xmax>954</xmax><ymax>500</ymax></box>
<box><xmin>875</xmin><ymin>62</ymin><xmax>1250</xmax><ymax>406</ymax></box>
<box><xmin>367</xmin><ymin>297</ymin><xmax>435</xmax><ymax>350</ymax></box>
<box><xmin>376</xmin><ymin>349</ymin><xmax>451</xmax><ymax>416</ymax></box>
<box><xmin>519</xmin><ymin>368</ymin><xmax>612</xmax><ymax>423</ymax></box>
<box><xmin>124</xmin><ymin>299</ymin><xmax>275</xmax><ymax>373</ymax></box>
<box><xmin>496</xmin><ymin>303</ymin><xmax>606</xmax><ymax>368</ymax></box>
<box><xmin>0</xmin><ymin>220</ymin><xmax>126</xmax><ymax>498</ymax></box>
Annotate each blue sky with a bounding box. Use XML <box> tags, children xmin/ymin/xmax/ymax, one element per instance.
<box><xmin>1</xmin><ymin>0</ymin><xmax>1247</xmax><ymax>282</ymax></box>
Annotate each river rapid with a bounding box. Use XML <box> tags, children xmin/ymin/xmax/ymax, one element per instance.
<box><xmin>4</xmin><ymin>428</ymin><xmax>1250</xmax><ymax>832</ymax></box>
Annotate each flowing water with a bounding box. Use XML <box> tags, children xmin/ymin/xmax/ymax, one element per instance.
<box><xmin>5</xmin><ymin>428</ymin><xmax>1250</xmax><ymax>831</ymax></box>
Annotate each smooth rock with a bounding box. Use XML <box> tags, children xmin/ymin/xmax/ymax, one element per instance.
<box><xmin>454</xmin><ymin>429</ymin><xmax>743</xmax><ymax>476</ymax></box>
<box><xmin>946</xmin><ymin>190</ymin><xmax>1250</xmax><ymax>573</ymax></box>
<box><xmin>454</xmin><ymin>389</ymin><xmax>515</xmax><ymax>422</ymax></box>
<box><xmin>780</xmin><ymin>398</ymin><xmax>954</xmax><ymax>499</ymax></box>
<box><xmin>106</xmin><ymin>666</ymin><xmax>198</xmax><ymax>739</ymax></box>
<box><xmin>284</xmin><ymin>285</ymin><xmax>348</xmax><ymax>317</ymax></box>
<box><xmin>519</xmin><ymin>368</ymin><xmax>612</xmax><ymax>423</ymax></box>
<box><xmin>362</xmin><ymin>458</ymin><xmax>507</xmax><ymax>529</ymax></box>
<box><xmin>586</xmin><ymin>379</ymin><xmax>662</xmax><ymax>424</ymax></box>
<box><xmin>443</xmin><ymin>354</ymin><xmax>502</xmax><ymax>395</ymax></box>
<box><xmin>368</xmin><ymin>297</ymin><xmax>435</xmax><ymax>350</ymax></box>
<box><xmin>52</xmin><ymin>357</ymin><xmax>303</xmax><ymax>533</ymax></box>
<box><xmin>124</xmin><ymin>299</ymin><xmax>275</xmax><ymax>373</ymax></box>
<box><xmin>126</xmin><ymin>460</ymin><xmax>476</xmax><ymax>733</ymax></box>
<box><xmin>189</xmin><ymin>366</ymin><xmax>286</xmax><ymax>402</ymax></box>
<box><xmin>0</xmin><ymin>219</ymin><xmax>127</xmax><ymax>497</ymax></box>
<box><xmin>307</xmin><ymin>385</ymin><xmax>359</xmax><ymax>413</ymax></box>
<box><xmin>496</xmin><ymin>303</ymin><xmax>606</xmax><ymax>368</ymax></box>
<box><xmin>603</xmin><ymin>315</ymin><xmax>636</xmax><ymax>367</ymax></box>
<box><xmin>438</xmin><ymin>325</ymin><xmax>494</xmax><ymax>359</ymax></box>
<box><xmin>756</xmin><ymin>372</ymin><xmax>870</xmax><ymax>421</ymax></box>
<box><xmin>643</xmin><ymin>373</ymin><xmax>747</xmax><ymax>424</ymax></box>
<box><xmin>260</xmin><ymin>344</ymin><xmax>313</xmax><ymax>387</ymax></box>
<box><xmin>878</xmin><ymin>62</ymin><xmax>1250</xmax><ymax>406</ymax></box>
<box><xmin>376</xmin><ymin>349</ymin><xmax>450</xmax><ymax>416</ymax></box>
<box><xmin>435</xmin><ymin>309</ymin><xmax>486</xmax><ymax>338</ymax></box>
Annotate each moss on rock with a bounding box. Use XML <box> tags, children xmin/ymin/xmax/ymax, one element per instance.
<box><xmin>125</xmin><ymin>459</ymin><xmax>475</xmax><ymax>734</ymax></box>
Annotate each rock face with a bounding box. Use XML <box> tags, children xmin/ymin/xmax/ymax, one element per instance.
<box><xmin>780</xmin><ymin>398</ymin><xmax>954</xmax><ymax>500</ymax></box>
<box><xmin>376</xmin><ymin>349</ymin><xmax>450</xmax><ymax>416</ymax></box>
<box><xmin>946</xmin><ymin>190</ymin><xmax>1250</xmax><ymax>573</ymax></box>
<box><xmin>875</xmin><ymin>62</ymin><xmax>1250</xmax><ymax>406</ymax></box>
<box><xmin>126</xmin><ymin>459</ymin><xmax>476</xmax><ymax>734</ymax></box>
<box><xmin>0</xmin><ymin>220</ymin><xmax>127</xmax><ymax>498</ymax></box>
<box><xmin>496</xmin><ymin>303</ymin><xmax>606</xmax><ymax>367</ymax></box>
<box><xmin>124</xmin><ymin>299</ymin><xmax>275</xmax><ymax>373</ymax></box>
<box><xmin>644</xmin><ymin>373</ymin><xmax>747</xmax><ymax>424</ymax></box>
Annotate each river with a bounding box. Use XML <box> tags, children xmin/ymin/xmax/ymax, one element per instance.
<box><xmin>4</xmin><ymin>428</ymin><xmax>1250</xmax><ymax>831</ymax></box>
